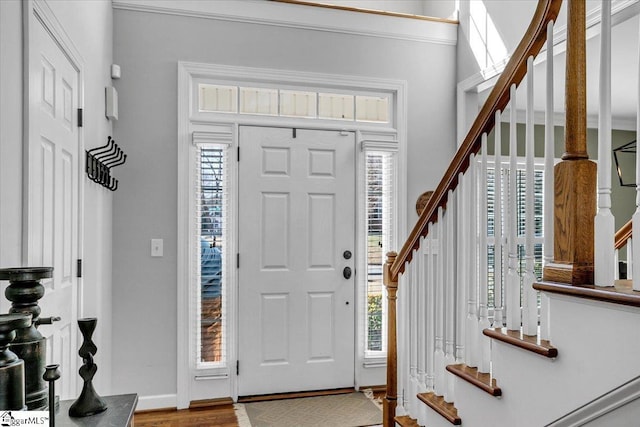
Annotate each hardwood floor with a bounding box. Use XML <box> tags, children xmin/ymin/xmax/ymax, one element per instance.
<box><xmin>134</xmin><ymin>404</ymin><xmax>239</xmax><ymax>427</ymax></box>
<box><xmin>134</xmin><ymin>388</ymin><xmax>385</xmax><ymax>427</ymax></box>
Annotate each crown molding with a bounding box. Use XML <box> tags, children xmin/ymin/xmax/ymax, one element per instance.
<box><xmin>112</xmin><ymin>0</ymin><xmax>457</xmax><ymax>45</ymax></box>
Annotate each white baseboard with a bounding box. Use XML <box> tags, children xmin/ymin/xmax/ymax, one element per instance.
<box><xmin>136</xmin><ymin>394</ymin><xmax>178</xmax><ymax>411</ymax></box>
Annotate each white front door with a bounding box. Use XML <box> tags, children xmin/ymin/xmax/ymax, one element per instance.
<box><xmin>25</xmin><ymin>8</ymin><xmax>81</xmax><ymax>400</ymax></box>
<box><xmin>238</xmin><ymin>126</ymin><xmax>356</xmax><ymax>396</ymax></box>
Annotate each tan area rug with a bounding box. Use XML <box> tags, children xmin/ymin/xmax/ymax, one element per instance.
<box><xmin>235</xmin><ymin>392</ymin><xmax>382</xmax><ymax>427</ymax></box>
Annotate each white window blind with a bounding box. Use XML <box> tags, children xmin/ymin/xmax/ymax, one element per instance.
<box><xmin>365</xmin><ymin>150</ymin><xmax>396</xmax><ymax>353</ymax></box>
<box><xmin>194</xmin><ymin>142</ymin><xmax>231</xmax><ymax>367</ymax></box>
<box><xmin>199</xmin><ymin>84</ymin><xmax>238</xmax><ymax>113</ymax></box>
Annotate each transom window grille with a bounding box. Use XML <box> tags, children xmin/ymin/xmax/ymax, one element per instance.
<box><xmin>486</xmin><ymin>160</ymin><xmax>544</xmax><ymax>309</ymax></box>
<box><xmin>365</xmin><ymin>150</ymin><xmax>396</xmax><ymax>353</ymax></box>
<box><xmin>196</xmin><ymin>146</ymin><xmax>229</xmax><ymax>366</ymax></box>
<box><xmin>198</xmin><ymin>83</ymin><xmax>391</xmax><ymax>124</ymax></box>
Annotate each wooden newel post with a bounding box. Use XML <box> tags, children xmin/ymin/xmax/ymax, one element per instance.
<box><xmin>543</xmin><ymin>0</ymin><xmax>596</xmax><ymax>285</ymax></box>
<box><xmin>383</xmin><ymin>251</ymin><xmax>398</xmax><ymax>427</ymax></box>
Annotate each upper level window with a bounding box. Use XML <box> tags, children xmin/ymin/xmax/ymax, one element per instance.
<box><xmin>196</xmin><ymin>83</ymin><xmax>391</xmax><ymax>125</ymax></box>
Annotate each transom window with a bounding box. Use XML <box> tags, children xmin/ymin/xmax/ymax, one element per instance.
<box><xmin>198</xmin><ymin>83</ymin><xmax>390</xmax><ymax>124</ymax></box>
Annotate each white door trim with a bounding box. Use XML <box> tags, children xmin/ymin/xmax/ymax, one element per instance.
<box><xmin>177</xmin><ymin>61</ymin><xmax>406</xmax><ymax>408</ymax></box>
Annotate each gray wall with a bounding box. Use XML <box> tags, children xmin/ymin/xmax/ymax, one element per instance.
<box><xmin>112</xmin><ymin>8</ymin><xmax>457</xmax><ymax>397</ymax></box>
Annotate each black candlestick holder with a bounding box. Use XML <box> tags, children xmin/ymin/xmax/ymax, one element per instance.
<box><xmin>43</xmin><ymin>364</ymin><xmax>60</xmax><ymax>427</ymax></box>
<box><xmin>68</xmin><ymin>318</ymin><xmax>107</xmax><ymax>417</ymax></box>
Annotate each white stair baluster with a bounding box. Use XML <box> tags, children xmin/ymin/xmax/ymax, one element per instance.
<box><xmin>507</xmin><ymin>84</ymin><xmax>522</xmax><ymax>330</ymax></box>
<box><xmin>595</xmin><ymin>0</ymin><xmax>615</xmax><ymax>287</ymax></box>
<box><xmin>478</xmin><ymin>134</ymin><xmax>491</xmax><ymax>374</ymax></box>
<box><xmin>396</xmin><ymin>269</ymin><xmax>407</xmax><ymax>415</ymax></box>
<box><xmin>434</xmin><ymin>207</ymin><xmax>445</xmax><ymax>396</ymax></box>
<box><xmin>444</xmin><ymin>189</ymin><xmax>457</xmax><ymax>403</ymax></box>
<box><xmin>493</xmin><ymin>111</ymin><xmax>505</xmax><ymax>329</ymax></box>
<box><xmin>523</xmin><ymin>56</ymin><xmax>538</xmax><ymax>336</ymax></box>
<box><xmin>456</xmin><ymin>172</ymin><xmax>467</xmax><ymax>365</ymax></box>
<box><xmin>634</xmin><ymin>16</ymin><xmax>640</xmax><ymax>290</ymax></box>
<box><xmin>409</xmin><ymin>251</ymin><xmax>417</xmax><ymax>415</ymax></box>
<box><xmin>426</xmin><ymin>223</ymin><xmax>436</xmax><ymax>391</ymax></box>
<box><xmin>418</xmin><ymin>236</ymin><xmax>427</xmax><ymax>396</ymax></box>
<box><xmin>629</xmin><ymin>238</ymin><xmax>634</xmax><ymax>281</ymax></box>
<box><xmin>466</xmin><ymin>154</ymin><xmax>479</xmax><ymax>368</ymax></box>
<box><xmin>542</xmin><ymin>21</ymin><xmax>555</xmax><ymax>342</ymax></box>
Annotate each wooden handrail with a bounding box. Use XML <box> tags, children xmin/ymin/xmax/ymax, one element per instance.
<box><xmin>615</xmin><ymin>219</ymin><xmax>633</xmax><ymax>250</ymax></box>
<box><xmin>390</xmin><ymin>0</ymin><xmax>562</xmax><ymax>280</ymax></box>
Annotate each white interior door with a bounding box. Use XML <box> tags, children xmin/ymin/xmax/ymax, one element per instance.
<box><xmin>238</xmin><ymin>126</ymin><xmax>356</xmax><ymax>396</ymax></box>
<box><xmin>25</xmin><ymin>8</ymin><xmax>80</xmax><ymax>400</ymax></box>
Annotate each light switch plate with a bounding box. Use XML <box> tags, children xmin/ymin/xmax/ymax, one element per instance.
<box><xmin>151</xmin><ymin>239</ymin><xmax>163</xmax><ymax>257</ymax></box>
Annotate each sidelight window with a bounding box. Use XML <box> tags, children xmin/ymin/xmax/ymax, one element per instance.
<box><xmin>195</xmin><ymin>144</ymin><xmax>230</xmax><ymax>366</ymax></box>
<box><xmin>364</xmin><ymin>150</ymin><xmax>396</xmax><ymax>354</ymax></box>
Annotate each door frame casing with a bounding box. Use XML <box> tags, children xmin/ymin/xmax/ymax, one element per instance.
<box><xmin>22</xmin><ymin>0</ymin><xmax>85</xmax><ymax>396</ymax></box>
<box><xmin>177</xmin><ymin>61</ymin><xmax>407</xmax><ymax>408</ymax></box>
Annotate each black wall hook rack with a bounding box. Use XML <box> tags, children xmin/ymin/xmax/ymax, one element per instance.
<box><xmin>85</xmin><ymin>136</ymin><xmax>127</xmax><ymax>191</ymax></box>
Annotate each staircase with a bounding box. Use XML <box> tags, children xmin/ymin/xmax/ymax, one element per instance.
<box><xmin>382</xmin><ymin>1</ymin><xmax>640</xmax><ymax>426</ymax></box>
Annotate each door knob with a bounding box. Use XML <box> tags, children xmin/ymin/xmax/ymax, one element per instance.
<box><xmin>343</xmin><ymin>266</ymin><xmax>352</xmax><ymax>279</ymax></box>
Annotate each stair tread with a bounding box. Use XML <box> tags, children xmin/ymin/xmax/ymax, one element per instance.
<box><xmin>533</xmin><ymin>280</ymin><xmax>640</xmax><ymax>308</ymax></box>
<box><xmin>446</xmin><ymin>363</ymin><xmax>502</xmax><ymax>396</ymax></box>
<box><xmin>416</xmin><ymin>392</ymin><xmax>461</xmax><ymax>425</ymax></box>
<box><xmin>394</xmin><ymin>415</ymin><xmax>420</xmax><ymax>427</ymax></box>
<box><xmin>483</xmin><ymin>327</ymin><xmax>557</xmax><ymax>358</ymax></box>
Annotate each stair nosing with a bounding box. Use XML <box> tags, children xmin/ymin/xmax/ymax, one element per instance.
<box><xmin>534</xmin><ymin>280</ymin><xmax>640</xmax><ymax>308</ymax></box>
<box><xmin>417</xmin><ymin>392</ymin><xmax>461</xmax><ymax>425</ymax></box>
<box><xmin>394</xmin><ymin>415</ymin><xmax>420</xmax><ymax>427</ymax></box>
<box><xmin>446</xmin><ymin>363</ymin><xmax>502</xmax><ymax>396</ymax></box>
<box><xmin>483</xmin><ymin>327</ymin><xmax>558</xmax><ymax>358</ymax></box>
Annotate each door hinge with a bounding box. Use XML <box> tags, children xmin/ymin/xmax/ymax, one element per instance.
<box><xmin>236</xmin><ymin>360</ymin><xmax>239</xmax><ymax>376</ymax></box>
<box><xmin>292</xmin><ymin>128</ymin><xmax>297</xmax><ymax>138</ymax></box>
<box><xmin>236</xmin><ymin>253</ymin><xmax>240</xmax><ymax>269</ymax></box>
<box><xmin>77</xmin><ymin>109</ymin><xmax>83</xmax><ymax>127</ymax></box>
<box><xmin>237</xmin><ymin>146</ymin><xmax>240</xmax><ymax>161</ymax></box>
<box><xmin>77</xmin><ymin>259</ymin><xmax>82</xmax><ymax>278</ymax></box>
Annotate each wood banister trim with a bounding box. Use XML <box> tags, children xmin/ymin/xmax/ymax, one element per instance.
<box><xmin>272</xmin><ymin>0</ymin><xmax>459</xmax><ymax>24</ymax></box>
<box><xmin>615</xmin><ymin>219</ymin><xmax>632</xmax><ymax>250</ymax></box>
<box><xmin>390</xmin><ymin>0</ymin><xmax>563</xmax><ymax>280</ymax></box>
<box><xmin>383</xmin><ymin>252</ymin><xmax>398</xmax><ymax>427</ymax></box>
